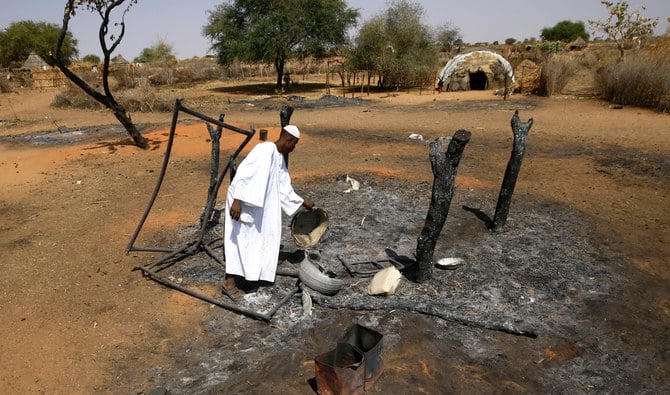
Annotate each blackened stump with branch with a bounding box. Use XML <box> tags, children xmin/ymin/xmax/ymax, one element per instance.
<box><xmin>415</xmin><ymin>130</ymin><xmax>471</xmax><ymax>282</ymax></box>
<box><xmin>491</xmin><ymin>110</ymin><xmax>533</xmax><ymax>231</ymax></box>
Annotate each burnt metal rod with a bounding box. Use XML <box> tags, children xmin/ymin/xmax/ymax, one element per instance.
<box><xmin>136</xmin><ymin>265</ymin><xmax>274</xmax><ymax>321</ymax></box>
<box><xmin>142</xmin><ymin>241</ymin><xmax>198</xmax><ymax>271</ymax></box>
<box><xmin>178</xmin><ymin>104</ymin><xmax>252</xmax><ymax>136</ymax></box>
<box><xmin>203</xmin><ymin>244</ymin><xmax>225</xmax><ymax>267</ymax></box>
<box><xmin>126</xmin><ymin>246</ymin><xmax>182</xmax><ymax>253</ymax></box>
<box><xmin>137</xmin><ymin>266</ymin><xmax>300</xmax><ymax>322</ymax></box>
<box><xmin>125</xmin><ymin>98</ymin><xmax>182</xmax><ymax>253</ymax></box>
<box><xmin>264</xmin><ymin>285</ymin><xmax>301</xmax><ymax>318</ymax></box>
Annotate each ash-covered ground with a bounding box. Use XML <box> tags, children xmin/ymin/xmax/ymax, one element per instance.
<box><xmin>137</xmin><ymin>174</ymin><xmax>668</xmax><ymax>394</ymax></box>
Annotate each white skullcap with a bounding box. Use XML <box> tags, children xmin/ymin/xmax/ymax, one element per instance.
<box><xmin>283</xmin><ymin>125</ymin><xmax>300</xmax><ymax>139</ymax></box>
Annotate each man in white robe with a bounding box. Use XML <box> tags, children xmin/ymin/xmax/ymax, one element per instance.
<box><xmin>222</xmin><ymin>125</ymin><xmax>315</xmax><ymax>300</ymax></box>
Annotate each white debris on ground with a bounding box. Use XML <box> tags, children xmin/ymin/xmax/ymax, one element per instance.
<box><xmin>343</xmin><ymin>175</ymin><xmax>360</xmax><ymax>193</ymax></box>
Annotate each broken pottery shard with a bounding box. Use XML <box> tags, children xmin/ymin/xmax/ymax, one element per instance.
<box><xmin>367</xmin><ymin>267</ymin><xmax>402</xmax><ymax>295</ymax></box>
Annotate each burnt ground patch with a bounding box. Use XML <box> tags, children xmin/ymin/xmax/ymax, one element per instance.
<box><xmin>128</xmin><ymin>174</ymin><xmax>669</xmax><ymax>394</ymax></box>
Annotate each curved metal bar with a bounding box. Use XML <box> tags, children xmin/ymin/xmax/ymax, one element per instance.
<box><xmin>125</xmin><ymin>98</ymin><xmax>183</xmax><ymax>253</ymax></box>
<box><xmin>135</xmin><ymin>266</ymin><xmax>300</xmax><ymax>322</ymax></box>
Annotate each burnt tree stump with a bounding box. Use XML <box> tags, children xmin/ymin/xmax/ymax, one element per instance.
<box><xmin>491</xmin><ymin>110</ymin><xmax>533</xmax><ymax>231</ymax></box>
<box><xmin>415</xmin><ymin>130</ymin><xmax>471</xmax><ymax>282</ymax></box>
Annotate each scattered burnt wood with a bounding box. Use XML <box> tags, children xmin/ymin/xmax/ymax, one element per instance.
<box><xmin>491</xmin><ymin>110</ymin><xmax>534</xmax><ymax>231</ymax></box>
<box><xmin>415</xmin><ymin>130</ymin><xmax>471</xmax><ymax>282</ymax></box>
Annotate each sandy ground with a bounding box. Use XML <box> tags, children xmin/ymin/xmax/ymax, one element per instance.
<box><xmin>0</xmin><ymin>79</ymin><xmax>668</xmax><ymax>393</ymax></box>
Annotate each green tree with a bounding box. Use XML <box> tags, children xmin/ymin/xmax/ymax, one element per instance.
<box><xmin>505</xmin><ymin>37</ymin><xmax>517</xmax><ymax>45</ymax></box>
<box><xmin>349</xmin><ymin>0</ymin><xmax>438</xmax><ymax>89</ymax></box>
<box><xmin>589</xmin><ymin>0</ymin><xmax>659</xmax><ymax>59</ymax></box>
<box><xmin>0</xmin><ymin>20</ymin><xmax>78</xmax><ymax>68</ymax></box>
<box><xmin>203</xmin><ymin>0</ymin><xmax>358</xmax><ymax>90</ymax></box>
<box><xmin>81</xmin><ymin>54</ymin><xmax>101</xmax><ymax>63</ymax></box>
<box><xmin>541</xmin><ymin>20</ymin><xmax>590</xmax><ymax>42</ymax></box>
<box><xmin>51</xmin><ymin>0</ymin><xmax>147</xmax><ymax>149</ymax></box>
<box><xmin>434</xmin><ymin>22</ymin><xmax>461</xmax><ymax>52</ymax></box>
<box><xmin>133</xmin><ymin>38</ymin><xmax>176</xmax><ymax>64</ymax></box>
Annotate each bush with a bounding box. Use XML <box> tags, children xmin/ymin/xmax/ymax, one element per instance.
<box><xmin>52</xmin><ymin>83</ymin><xmax>104</xmax><ymax>110</ymax></box>
<box><xmin>0</xmin><ymin>78</ymin><xmax>11</xmax><ymax>93</ymax></box>
<box><xmin>116</xmin><ymin>78</ymin><xmax>174</xmax><ymax>112</ymax></box>
<box><xmin>539</xmin><ymin>53</ymin><xmax>578</xmax><ymax>96</ymax></box>
<box><xmin>596</xmin><ymin>53</ymin><xmax>670</xmax><ymax>112</ymax></box>
<box><xmin>587</xmin><ymin>37</ymin><xmax>670</xmax><ymax>112</ymax></box>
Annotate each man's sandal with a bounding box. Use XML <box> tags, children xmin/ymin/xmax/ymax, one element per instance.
<box><xmin>221</xmin><ymin>284</ymin><xmax>244</xmax><ymax>301</ymax></box>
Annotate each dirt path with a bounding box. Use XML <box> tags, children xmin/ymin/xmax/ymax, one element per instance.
<box><xmin>0</xmin><ymin>83</ymin><xmax>668</xmax><ymax>393</ymax></box>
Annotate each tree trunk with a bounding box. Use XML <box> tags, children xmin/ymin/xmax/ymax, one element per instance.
<box><xmin>109</xmin><ymin>102</ymin><xmax>149</xmax><ymax>149</ymax></box>
<box><xmin>275</xmin><ymin>57</ymin><xmax>285</xmax><ymax>90</ymax></box>
<box><xmin>491</xmin><ymin>110</ymin><xmax>533</xmax><ymax>231</ymax></box>
<box><xmin>415</xmin><ymin>130</ymin><xmax>471</xmax><ymax>282</ymax></box>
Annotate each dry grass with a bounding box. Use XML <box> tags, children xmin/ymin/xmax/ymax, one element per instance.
<box><xmin>539</xmin><ymin>53</ymin><xmax>579</xmax><ymax>97</ymax></box>
<box><xmin>594</xmin><ymin>37</ymin><xmax>670</xmax><ymax>112</ymax></box>
<box><xmin>0</xmin><ymin>78</ymin><xmax>11</xmax><ymax>93</ymax></box>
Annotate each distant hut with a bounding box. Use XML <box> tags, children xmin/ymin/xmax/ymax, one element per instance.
<box><xmin>437</xmin><ymin>50</ymin><xmax>515</xmax><ymax>91</ymax></box>
<box><xmin>110</xmin><ymin>54</ymin><xmax>130</xmax><ymax>70</ymax></box>
<box><xmin>567</xmin><ymin>36</ymin><xmax>587</xmax><ymax>51</ymax></box>
<box><xmin>111</xmin><ymin>54</ymin><xmax>129</xmax><ymax>64</ymax></box>
<box><xmin>513</xmin><ymin>59</ymin><xmax>541</xmax><ymax>94</ymax></box>
<box><xmin>22</xmin><ymin>52</ymin><xmax>50</xmax><ymax>70</ymax></box>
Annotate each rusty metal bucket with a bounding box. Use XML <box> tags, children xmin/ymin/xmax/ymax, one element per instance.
<box><xmin>340</xmin><ymin>324</ymin><xmax>384</xmax><ymax>390</ymax></box>
<box><xmin>314</xmin><ymin>342</ymin><xmax>365</xmax><ymax>395</ymax></box>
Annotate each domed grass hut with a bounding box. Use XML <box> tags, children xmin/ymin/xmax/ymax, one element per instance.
<box><xmin>437</xmin><ymin>50</ymin><xmax>515</xmax><ymax>91</ymax></box>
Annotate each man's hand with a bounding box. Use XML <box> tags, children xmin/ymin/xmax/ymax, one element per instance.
<box><xmin>302</xmin><ymin>200</ymin><xmax>315</xmax><ymax>210</ymax></box>
<box><xmin>229</xmin><ymin>199</ymin><xmax>242</xmax><ymax>220</ymax></box>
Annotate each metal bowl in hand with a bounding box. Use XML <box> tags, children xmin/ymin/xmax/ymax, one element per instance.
<box><xmin>291</xmin><ymin>208</ymin><xmax>329</xmax><ymax>249</ymax></box>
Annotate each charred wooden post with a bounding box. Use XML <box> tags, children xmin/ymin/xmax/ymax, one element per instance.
<box><xmin>280</xmin><ymin>104</ymin><xmax>294</xmax><ymax>167</ymax></box>
<box><xmin>200</xmin><ymin>114</ymin><xmax>224</xmax><ymax>228</ymax></box>
<box><xmin>491</xmin><ymin>110</ymin><xmax>534</xmax><ymax>231</ymax></box>
<box><xmin>416</xmin><ymin>130</ymin><xmax>471</xmax><ymax>282</ymax></box>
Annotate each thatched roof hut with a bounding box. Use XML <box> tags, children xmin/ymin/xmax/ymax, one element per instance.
<box><xmin>568</xmin><ymin>36</ymin><xmax>587</xmax><ymax>51</ymax></box>
<box><xmin>22</xmin><ymin>52</ymin><xmax>50</xmax><ymax>70</ymax></box>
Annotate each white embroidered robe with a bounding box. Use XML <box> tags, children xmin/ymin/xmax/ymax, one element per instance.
<box><xmin>224</xmin><ymin>142</ymin><xmax>303</xmax><ymax>282</ymax></box>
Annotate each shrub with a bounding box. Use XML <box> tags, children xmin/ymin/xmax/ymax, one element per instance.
<box><xmin>52</xmin><ymin>83</ymin><xmax>104</xmax><ymax>109</ymax></box>
<box><xmin>0</xmin><ymin>77</ymin><xmax>11</xmax><ymax>93</ymax></box>
<box><xmin>587</xmin><ymin>37</ymin><xmax>670</xmax><ymax>112</ymax></box>
<box><xmin>596</xmin><ymin>52</ymin><xmax>670</xmax><ymax>112</ymax></box>
<box><xmin>539</xmin><ymin>53</ymin><xmax>578</xmax><ymax>96</ymax></box>
<box><xmin>116</xmin><ymin>78</ymin><xmax>174</xmax><ymax>112</ymax></box>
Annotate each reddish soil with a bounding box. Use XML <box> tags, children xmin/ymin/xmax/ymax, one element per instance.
<box><xmin>0</xmin><ymin>79</ymin><xmax>668</xmax><ymax>393</ymax></box>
